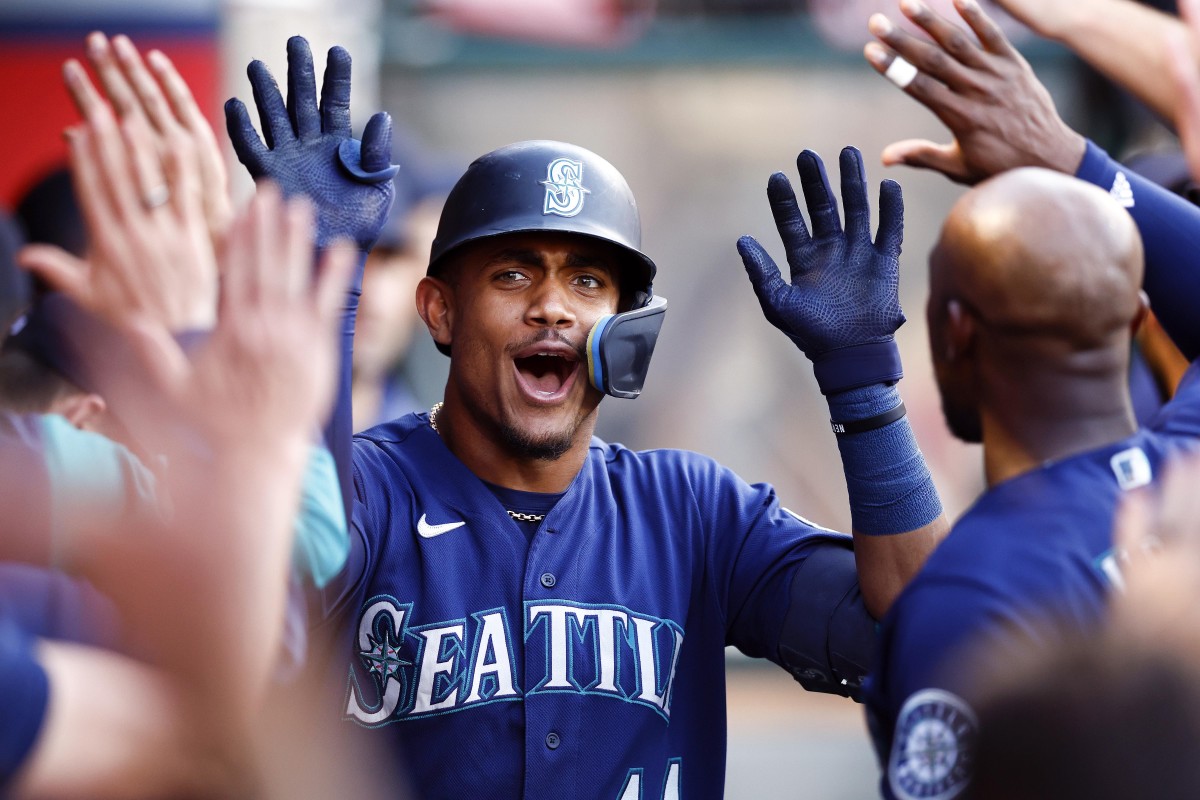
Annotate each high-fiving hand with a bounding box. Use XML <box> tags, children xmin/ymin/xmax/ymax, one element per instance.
<box><xmin>863</xmin><ymin>0</ymin><xmax>1086</xmax><ymax>185</ymax></box>
<box><xmin>737</xmin><ymin>146</ymin><xmax>906</xmax><ymax>394</ymax></box>
<box><xmin>225</xmin><ymin>36</ymin><xmax>397</xmax><ymax>251</ymax></box>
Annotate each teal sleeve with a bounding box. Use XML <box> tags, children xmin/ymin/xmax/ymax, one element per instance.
<box><xmin>292</xmin><ymin>445</ymin><xmax>350</xmax><ymax>589</ymax></box>
<box><xmin>38</xmin><ymin>415</ymin><xmax>158</xmax><ymax>560</ymax></box>
<box><xmin>39</xmin><ymin>414</ymin><xmax>346</xmax><ymax>588</ymax></box>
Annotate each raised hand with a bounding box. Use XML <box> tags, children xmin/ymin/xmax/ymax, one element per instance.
<box><xmin>224</xmin><ymin>36</ymin><xmax>397</xmax><ymax>251</ymax></box>
<box><xmin>20</xmin><ymin>56</ymin><xmax>218</xmax><ymax>331</ymax></box>
<box><xmin>863</xmin><ymin>0</ymin><xmax>1086</xmax><ymax>185</ymax></box>
<box><xmin>737</xmin><ymin>146</ymin><xmax>906</xmax><ymax>394</ymax></box>
<box><xmin>64</xmin><ymin>187</ymin><xmax>354</xmax><ymax>756</ymax></box>
<box><xmin>124</xmin><ymin>184</ymin><xmax>353</xmax><ymax>452</ymax></box>
<box><xmin>75</xmin><ymin>32</ymin><xmax>234</xmax><ymax>246</ymax></box>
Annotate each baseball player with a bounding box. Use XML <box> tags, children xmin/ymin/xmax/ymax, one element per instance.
<box><xmin>226</xmin><ymin>38</ymin><xmax>949</xmax><ymax>798</ymax></box>
<box><xmin>864</xmin><ymin>167</ymin><xmax>1200</xmax><ymax>800</ymax></box>
<box><xmin>961</xmin><ymin>453</ymin><xmax>1200</xmax><ymax>799</ymax></box>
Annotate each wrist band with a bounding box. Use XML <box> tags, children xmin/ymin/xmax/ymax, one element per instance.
<box><xmin>830</xmin><ymin>401</ymin><xmax>906</xmax><ymax>436</ymax></box>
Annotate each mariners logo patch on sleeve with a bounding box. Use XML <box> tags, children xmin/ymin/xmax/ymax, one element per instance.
<box><xmin>888</xmin><ymin>688</ymin><xmax>977</xmax><ymax>800</ymax></box>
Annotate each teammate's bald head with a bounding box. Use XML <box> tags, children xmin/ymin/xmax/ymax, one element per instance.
<box><xmin>927</xmin><ymin>168</ymin><xmax>1145</xmax><ymax>443</ymax></box>
<box><xmin>933</xmin><ymin>167</ymin><xmax>1143</xmax><ymax>344</ymax></box>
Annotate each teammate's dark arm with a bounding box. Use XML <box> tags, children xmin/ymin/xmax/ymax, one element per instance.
<box><xmin>225</xmin><ymin>36</ymin><xmax>397</xmax><ymax>519</ymax></box>
<box><xmin>862</xmin><ymin>0</ymin><xmax>1200</xmax><ymax>358</ymax></box>
<box><xmin>738</xmin><ymin>147</ymin><xmax>947</xmax><ymax>617</ymax></box>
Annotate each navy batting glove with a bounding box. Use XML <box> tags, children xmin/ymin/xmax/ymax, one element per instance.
<box><xmin>737</xmin><ymin>146</ymin><xmax>906</xmax><ymax>394</ymax></box>
<box><xmin>225</xmin><ymin>36</ymin><xmax>398</xmax><ymax>251</ymax></box>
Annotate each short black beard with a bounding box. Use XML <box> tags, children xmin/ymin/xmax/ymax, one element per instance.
<box><xmin>497</xmin><ymin>422</ymin><xmax>575</xmax><ymax>461</ymax></box>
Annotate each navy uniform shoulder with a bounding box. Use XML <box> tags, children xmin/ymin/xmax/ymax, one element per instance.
<box><xmin>587</xmin><ymin>439</ymin><xmax>770</xmax><ymax>527</ymax></box>
<box><xmin>354</xmin><ymin>411</ymin><xmax>428</xmax><ymax>448</ymax></box>
<box><xmin>912</xmin><ymin>452</ymin><xmax>1122</xmax><ymax>597</ymax></box>
<box><xmin>349</xmin><ymin>413</ymin><xmax>432</xmax><ymax>506</ymax></box>
<box><xmin>591</xmin><ymin>437</ymin><xmax>735</xmax><ymax>481</ymax></box>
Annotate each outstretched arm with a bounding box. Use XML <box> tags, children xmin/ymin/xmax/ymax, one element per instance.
<box><xmin>1173</xmin><ymin>0</ymin><xmax>1200</xmax><ymax>183</ymax></box>
<box><xmin>863</xmin><ymin>0</ymin><xmax>1200</xmax><ymax>359</ymax></box>
<box><xmin>737</xmin><ymin>146</ymin><xmax>948</xmax><ymax>617</ymax></box>
<box><xmin>11</xmin><ymin>187</ymin><xmax>353</xmax><ymax>800</ymax></box>
<box><xmin>18</xmin><ymin>40</ymin><xmax>348</xmax><ymax>587</ymax></box>
<box><xmin>863</xmin><ymin>0</ymin><xmax>1085</xmax><ymax>183</ymax></box>
<box><xmin>225</xmin><ymin>37</ymin><xmax>398</xmax><ymax>518</ymax></box>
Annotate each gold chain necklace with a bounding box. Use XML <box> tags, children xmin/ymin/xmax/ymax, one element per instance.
<box><xmin>429</xmin><ymin>403</ymin><xmax>546</xmax><ymax>524</ymax></box>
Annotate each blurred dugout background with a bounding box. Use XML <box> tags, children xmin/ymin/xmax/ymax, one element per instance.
<box><xmin>0</xmin><ymin>0</ymin><xmax>1159</xmax><ymax>796</ymax></box>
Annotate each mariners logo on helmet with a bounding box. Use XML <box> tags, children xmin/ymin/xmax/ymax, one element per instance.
<box><xmin>541</xmin><ymin>158</ymin><xmax>590</xmax><ymax>218</ymax></box>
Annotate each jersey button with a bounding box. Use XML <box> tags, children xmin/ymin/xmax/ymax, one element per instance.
<box><xmin>540</xmin><ymin>572</ymin><xmax>556</xmax><ymax>588</ymax></box>
<box><xmin>545</xmin><ymin>732</ymin><xmax>561</xmax><ymax>750</ymax></box>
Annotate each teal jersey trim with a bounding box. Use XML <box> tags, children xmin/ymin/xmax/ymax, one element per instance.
<box><xmin>293</xmin><ymin>445</ymin><xmax>349</xmax><ymax>589</ymax></box>
<box><xmin>39</xmin><ymin>415</ymin><xmax>153</xmax><ymax>558</ymax></box>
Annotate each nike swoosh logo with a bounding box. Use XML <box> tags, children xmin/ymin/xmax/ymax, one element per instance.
<box><xmin>417</xmin><ymin>514</ymin><xmax>466</xmax><ymax>539</ymax></box>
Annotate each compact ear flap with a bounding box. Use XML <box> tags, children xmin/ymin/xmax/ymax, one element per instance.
<box><xmin>586</xmin><ymin>295</ymin><xmax>667</xmax><ymax>399</ymax></box>
<box><xmin>415</xmin><ymin>276</ymin><xmax>454</xmax><ymax>356</ymax></box>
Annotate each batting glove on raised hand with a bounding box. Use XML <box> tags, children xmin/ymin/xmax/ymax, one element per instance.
<box><xmin>737</xmin><ymin>146</ymin><xmax>906</xmax><ymax>394</ymax></box>
<box><xmin>225</xmin><ymin>36</ymin><xmax>397</xmax><ymax>251</ymax></box>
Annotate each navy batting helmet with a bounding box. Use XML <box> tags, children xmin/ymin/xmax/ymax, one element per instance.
<box><xmin>427</xmin><ymin>140</ymin><xmax>666</xmax><ymax>399</ymax></box>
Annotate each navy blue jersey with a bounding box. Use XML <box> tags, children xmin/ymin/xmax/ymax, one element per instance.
<box><xmin>325</xmin><ymin>412</ymin><xmax>857</xmax><ymax>798</ymax></box>
<box><xmin>0</xmin><ymin>563</ymin><xmax>120</xmax><ymax>648</ymax></box>
<box><xmin>1076</xmin><ymin>141</ymin><xmax>1200</xmax><ymax>361</ymax></box>
<box><xmin>0</xmin><ymin>613</ymin><xmax>49</xmax><ymax>791</ymax></box>
<box><xmin>866</xmin><ymin>363</ymin><xmax>1200</xmax><ymax>800</ymax></box>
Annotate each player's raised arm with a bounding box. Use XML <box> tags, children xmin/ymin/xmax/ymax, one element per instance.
<box><xmin>737</xmin><ymin>146</ymin><xmax>947</xmax><ymax>617</ymax></box>
<box><xmin>16</xmin><ymin>34</ymin><xmax>348</xmax><ymax>590</ymax></box>
<box><xmin>1172</xmin><ymin>0</ymin><xmax>1200</xmax><ymax>183</ymax></box>
<box><xmin>9</xmin><ymin>188</ymin><xmax>355</xmax><ymax>800</ymax></box>
<box><xmin>863</xmin><ymin>0</ymin><xmax>1086</xmax><ymax>183</ymax></box>
<box><xmin>20</xmin><ymin>53</ymin><xmax>218</xmax><ymax>332</ymax></box>
<box><xmin>225</xmin><ymin>36</ymin><xmax>398</xmax><ymax>517</ymax></box>
<box><xmin>81</xmin><ymin>31</ymin><xmax>234</xmax><ymax>246</ymax></box>
<box><xmin>862</xmin><ymin>0</ymin><xmax>1200</xmax><ymax>359</ymax></box>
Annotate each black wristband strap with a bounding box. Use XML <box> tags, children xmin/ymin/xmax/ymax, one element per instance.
<box><xmin>830</xmin><ymin>401</ymin><xmax>906</xmax><ymax>437</ymax></box>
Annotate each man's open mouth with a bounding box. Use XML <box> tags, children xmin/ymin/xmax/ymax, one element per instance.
<box><xmin>513</xmin><ymin>344</ymin><xmax>581</xmax><ymax>400</ymax></box>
